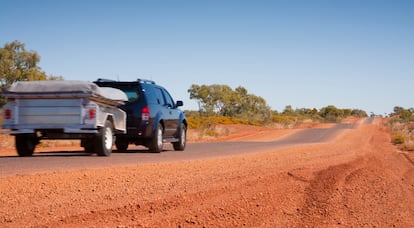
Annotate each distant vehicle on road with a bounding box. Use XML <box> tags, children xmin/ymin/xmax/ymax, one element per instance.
<box><xmin>94</xmin><ymin>78</ymin><xmax>187</xmax><ymax>153</ymax></box>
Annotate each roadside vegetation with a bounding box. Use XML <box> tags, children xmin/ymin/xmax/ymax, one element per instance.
<box><xmin>188</xmin><ymin>84</ymin><xmax>367</xmax><ymax>127</ymax></box>
<box><xmin>187</xmin><ymin>83</ymin><xmax>367</xmax><ymax>140</ymax></box>
<box><xmin>388</xmin><ymin>106</ymin><xmax>414</xmax><ymax>151</ymax></box>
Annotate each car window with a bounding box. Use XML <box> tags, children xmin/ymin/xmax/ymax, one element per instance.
<box><xmin>123</xmin><ymin>89</ymin><xmax>139</xmax><ymax>102</ymax></box>
<box><xmin>162</xmin><ymin>89</ymin><xmax>175</xmax><ymax>108</ymax></box>
<box><xmin>154</xmin><ymin>87</ymin><xmax>165</xmax><ymax>105</ymax></box>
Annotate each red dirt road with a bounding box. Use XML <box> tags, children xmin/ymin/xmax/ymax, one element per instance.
<box><xmin>1</xmin><ymin>119</ymin><xmax>413</xmax><ymax>227</ymax></box>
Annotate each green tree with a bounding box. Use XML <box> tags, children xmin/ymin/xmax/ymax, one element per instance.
<box><xmin>188</xmin><ymin>84</ymin><xmax>272</xmax><ymax>123</ymax></box>
<box><xmin>188</xmin><ymin>84</ymin><xmax>230</xmax><ymax>115</ymax></box>
<box><xmin>392</xmin><ymin>106</ymin><xmax>414</xmax><ymax>121</ymax></box>
<box><xmin>282</xmin><ymin>105</ymin><xmax>295</xmax><ymax>116</ymax></box>
<box><xmin>399</xmin><ymin>109</ymin><xmax>413</xmax><ymax>121</ymax></box>
<box><xmin>319</xmin><ymin>105</ymin><xmax>344</xmax><ymax>122</ymax></box>
<box><xmin>343</xmin><ymin>109</ymin><xmax>352</xmax><ymax>117</ymax></box>
<box><xmin>350</xmin><ymin>109</ymin><xmax>368</xmax><ymax>118</ymax></box>
<box><xmin>393</xmin><ymin>106</ymin><xmax>405</xmax><ymax>116</ymax></box>
<box><xmin>0</xmin><ymin>40</ymin><xmax>63</xmax><ymax>106</ymax></box>
<box><xmin>0</xmin><ymin>40</ymin><xmax>47</xmax><ymax>85</ymax></box>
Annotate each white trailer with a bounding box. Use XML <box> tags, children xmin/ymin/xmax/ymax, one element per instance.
<box><xmin>2</xmin><ymin>80</ymin><xmax>127</xmax><ymax>156</ymax></box>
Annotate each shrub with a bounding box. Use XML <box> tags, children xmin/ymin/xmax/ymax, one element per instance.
<box><xmin>273</xmin><ymin>115</ymin><xmax>296</xmax><ymax>124</ymax></box>
<box><xmin>391</xmin><ymin>135</ymin><xmax>405</xmax><ymax>145</ymax></box>
<box><xmin>187</xmin><ymin>116</ymin><xmax>261</xmax><ymax>129</ymax></box>
<box><xmin>388</xmin><ymin>118</ymin><xmax>414</xmax><ymax>150</ymax></box>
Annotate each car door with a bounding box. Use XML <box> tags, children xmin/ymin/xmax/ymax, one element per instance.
<box><xmin>160</xmin><ymin>88</ymin><xmax>180</xmax><ymax>137</ymax></box>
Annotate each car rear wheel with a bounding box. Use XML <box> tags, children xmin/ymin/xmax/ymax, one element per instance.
<box><xmin>173</xmin><ymin>124</ymin><xmax>186</xmax><ymax>151</ymax></box>
<box><xmin>149</xmin><ymin>123</ymin><xmax>163</xmax><ymax>153</ymax></box>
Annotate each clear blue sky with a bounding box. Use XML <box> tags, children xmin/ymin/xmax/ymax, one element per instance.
<box><xmin>1</xmin><ymin>0</ymin><xmax>413</xmax><ymax>115</ymax></box>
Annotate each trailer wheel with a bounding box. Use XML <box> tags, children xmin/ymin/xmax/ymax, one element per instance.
<box><xmin>95</xmin><ymin>120</ymin><xmax>114</xmax><ymax>156</ymax></box>
<box><xmin>173</xmin><ymin>124</ymin><xmax>186</xmax><ymax>151</ymax></box>
<box><xmin>15</xmin><ymin>134</ymin><xmax>37</xmax><ymax>157</ymax></box>
<box><xmin>149</xmin><ymin>123</ymin><xmax>163</xmax><ymax>153</ymax></box>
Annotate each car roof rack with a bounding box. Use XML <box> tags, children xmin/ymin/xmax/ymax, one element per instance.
<box><xmin>137</xmin><ymin>79</ymin><xmax>156</xmax><ymax>84</ymax></box>
<box><xmin>95</xmin><ymin>78</ymin><xmax>117</xmax><ymax>82</ymax></box>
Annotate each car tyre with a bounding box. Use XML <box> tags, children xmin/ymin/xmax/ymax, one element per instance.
<box><xmin>149</xmin><ymin>123</ymin><xmax>163</xmax><ymax>153</ymax></box>
<box><xmin>173</xmin><ymin>124</ymin><xmax>186</xmax><ymax>151</ymax></box>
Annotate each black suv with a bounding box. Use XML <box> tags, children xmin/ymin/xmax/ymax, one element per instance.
<box><xmin>94</xmin><ymin>79</ymin><xmax>187</xmax><ymax>152</ymax></box>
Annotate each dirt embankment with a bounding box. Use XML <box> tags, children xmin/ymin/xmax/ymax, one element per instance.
<box><xmin>1</xmin><ymin>120</ymin><xmax>414</xmax><ymax>227</ymax></box>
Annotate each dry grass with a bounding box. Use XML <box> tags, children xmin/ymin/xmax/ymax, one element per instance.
<box><xmin>0</xmin><ymin>133</ymin><xmax>14</xmax><ymax>148</ymax></box>
<box><xmin>389</xmin><ymin>121</ymin><xmax>414</xmax><ymax>151</ymax></box>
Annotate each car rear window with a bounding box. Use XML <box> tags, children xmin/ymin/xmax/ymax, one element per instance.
<box><xmin>123</xmin><ymin>89</ymin><xmax>140</xmax><ymax>102</ymax></box>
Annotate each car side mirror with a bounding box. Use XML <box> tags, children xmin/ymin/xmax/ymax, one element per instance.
<box><xmin>176</xmin><ymin>100</ymin><xmax>183</xmax><ymax>107</ymax></box>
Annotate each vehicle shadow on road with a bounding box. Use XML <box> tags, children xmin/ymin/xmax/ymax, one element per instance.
<box><xmin>0</xmin><ymin>148</ymin><xmax>178</xmax><ymax>158</ymax></box>
<box><xmin>113</xmin><ymin>148</ymin><xmax>177</xmax><ymax>154</ymax></box>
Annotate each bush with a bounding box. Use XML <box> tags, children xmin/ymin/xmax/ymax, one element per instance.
<box><xmin>391</xmin><ymin>135</ymin><xmax>405</xmax><ymax>145</ymax></box>
<box><xmin>187</xmin><ymin>116</ymin><xmax>263</xmax><ymax>129</ymax></box>
<box><xmin>388</xmin><ymin>118</ymin><xmax>414</xmax><ymax>151</ymax></box>
<box><xmin>272</xmin><ymin>115</ymin><xmax>297</xmax><ymax>126</ymax></box>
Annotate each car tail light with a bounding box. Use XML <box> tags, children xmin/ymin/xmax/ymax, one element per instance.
<box><xmin>89</xmin><ymin>108</ymin><xmax>96</xmax><ymax>119</ymax></box>
<box><xmin>4</xmin><ymin>109</ymin><xmax>11</xmax><ymax>119</ymax></box>
<box><xmin>141</xmin><ymin>106</ymin><xmax>150</xmax><ymax>121</ymax></box>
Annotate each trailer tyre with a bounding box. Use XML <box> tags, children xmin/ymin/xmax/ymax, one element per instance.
<box><xmin>95</xmin><ymin>120</ymin><xmax>114</xmax><ymax>156</ymax></box>
<box><xmin>15</xmin><ymin>134</ymin><xmax>37</xmax><ymax>157</ymax></box>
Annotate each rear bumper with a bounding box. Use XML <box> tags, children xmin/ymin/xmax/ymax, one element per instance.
<box><xmin>2</xmin><ymin>124</ymin><xmax>99</xmax><ymax>135</ymax></box>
